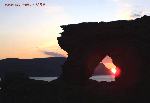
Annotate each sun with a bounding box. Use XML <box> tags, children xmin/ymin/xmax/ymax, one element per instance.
<box><xmin>111</xmin><ymin>67</ymin><xmax>117</xmax><ymax>74</ymax></box>
<box><xmin>112</xmin><ymin>67</ymin><xmax>121</xmax><ymax>78</ymax></box>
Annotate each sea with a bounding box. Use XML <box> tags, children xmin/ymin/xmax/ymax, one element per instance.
<box><xmin>30</xmin><ymin>75</ymin><xmax>115</xmax><ymax>82</ymax></box>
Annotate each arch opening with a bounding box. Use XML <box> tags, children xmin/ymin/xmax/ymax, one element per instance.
<box><xmin>90</xmin><ymin>55</ymin><xmax>121</xmax><ymax>82</ymax></box>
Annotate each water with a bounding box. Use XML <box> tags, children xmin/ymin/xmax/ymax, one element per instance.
<box><xmin>90</xmin><ymin>75</ymin><xmax>115</xmax><ymax>82</ymax></box>
<box><xmin>30</xmin><ymin>75</ymin><xmax>115</xmax><ymax>82</ymax></box>
<box><xmin>30</xmin><ymin>77</ymin><xmax>58</xmax><ymax>82</ymax></box>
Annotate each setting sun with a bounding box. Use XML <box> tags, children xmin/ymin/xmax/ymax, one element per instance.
<box><xmin>111</xmin><ymin>67</ymin><xmax>117</xmax><ymax>74</ymax></box>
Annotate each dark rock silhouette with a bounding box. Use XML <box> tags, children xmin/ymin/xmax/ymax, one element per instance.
<box><xmin>57</xmin><ymin>15</ymin><xmax>150</xmax><ymax>102</ymax></box>
<box><xmin>0</xmin><ymin>58</ymin><xmax>110</xmax><ymax>103</ymax></box>
<box><xmin>0</xmin><ymin>71</ymin><xmax>50</xmax><ymax>103</ymax></box>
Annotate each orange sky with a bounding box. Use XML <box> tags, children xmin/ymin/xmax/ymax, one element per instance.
<box><xmin>1</xmin><ymin>0</ymin><xmax>149</xmax><ymax>62</ymax></box>
<box><xmin>102</xmin><ymin>56</ymin><xmax>116</xmax><ymax>69</ymax></box>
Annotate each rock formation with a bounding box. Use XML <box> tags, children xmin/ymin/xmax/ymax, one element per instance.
<box><xmin>58</xmin><ymin>15</ymin><xmax>150</xmax><ymax>81</ymax></box>
<box><xmin>58</xmin><ymin>15</ymin><xmax>150</xmax><ymax>101</ymax></box>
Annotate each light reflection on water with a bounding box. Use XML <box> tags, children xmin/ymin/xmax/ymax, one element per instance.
<box><xmin>30</xmin><ymin>77</ymin><xmax>58</xmax><ymax>82</ymax></box>
<box><xmin>30</xmin><ymin>75</ymin><xmax>115</xmax><ymax>82</ymax></box>
<box><xmin>90</xmin><ymin>75</ymin><xmax>115</xmax><ymax>82</ymax></box>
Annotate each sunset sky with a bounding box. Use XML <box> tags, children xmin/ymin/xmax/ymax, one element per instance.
<box><xmin>0</xmin><ymin>0</ymin><xmax>150</xmax><ymax>61</ymax></box>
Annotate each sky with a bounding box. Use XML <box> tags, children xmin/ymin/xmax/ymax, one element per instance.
<box><xmin>0</xmin><ymin>0</ymin><xmax>150</xmax><ymax>62</ymax></box>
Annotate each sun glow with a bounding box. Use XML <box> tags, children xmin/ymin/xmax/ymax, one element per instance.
<box><xmin>112</xmin><ymin>67</ymin><xmax>121</xmax><ymax>78</ymax></box>
<box><xmin>102</xmin><ymin>56</ymin><xmax>121</xmax><ymax>78</ymax></box>
<box><xmin>111</xmin><ymin>67</ymin><xmax>117</xmax><ymax>74</ymax></box>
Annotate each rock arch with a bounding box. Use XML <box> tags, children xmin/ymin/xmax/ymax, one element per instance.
<box><xmin>58</xmin><ymin>15</ymin><xmax>150</xmax><ymax>88</ymax></box>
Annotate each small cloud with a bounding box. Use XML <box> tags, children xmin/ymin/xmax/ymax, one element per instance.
<box><xmin>43</xmin><ymin>51</ymin><xmax>65</xmax><ymax>57</ymax></box>
<box><xmin>37</xmin><ymin>42</ymin><xmax>68</xmax><ymax>57</ymax></box>
<box><xmin>131</xmin><ymin>13</ymin><xmax>142</xmax><ymax>19</ymax></box>
<box><xmin>130</xmin><ymin>10</ymin><xmax>143</xmax><ymax>19</ymax></box>
<box><xmin>113</xmin><ymin>0</ymin><xmax>150</xmax><ymax>20</ymax></box>
<box><xmin>130</xmin><ymin>10</ymin><xmax>150</xmax><ymax>19</ymax></box>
